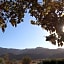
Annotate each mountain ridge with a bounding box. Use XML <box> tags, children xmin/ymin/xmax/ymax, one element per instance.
<box><xmin>0</xmin><ymin>47</ymin><xmax>64</xmax><ymax>60</ymax></box>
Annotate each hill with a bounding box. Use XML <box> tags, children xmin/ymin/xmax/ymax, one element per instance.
<box><xmin>0</xmin><ymin>47</ymin><xmax>64</xmax><ymax>60</ymax></box>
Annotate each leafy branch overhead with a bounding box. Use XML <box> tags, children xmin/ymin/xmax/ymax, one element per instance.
<box><xmin>0</xmin><ymin>0</ymin><xmax>64</xmax><ymax>46</ymax></box>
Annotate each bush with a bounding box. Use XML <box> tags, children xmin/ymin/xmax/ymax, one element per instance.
<box><xmin>22</xmin><ymin>56</ymin><xmax>31</xmax><ymax>64</ymax></box>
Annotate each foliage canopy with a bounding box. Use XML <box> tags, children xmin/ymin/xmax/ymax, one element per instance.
<box><xmin>0</xmin><ymin>0</ymin><xmax>64</xmax><ymax>46</ymax></box>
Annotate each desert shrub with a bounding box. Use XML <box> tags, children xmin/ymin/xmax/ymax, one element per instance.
<box><xmin>22</xmin><ymin>56</ymin><xmax>31</xmax><ymax>64</ymax></box>
<box><xmin>0</xmin><ymin>58</ymin><xmax>4</xmax><ymax>64</ymax></box>
<box><xmin>43</xmin><ymin>60</ymin><xmax>51</xmax><ymax>64</ymax></box>
<box><xmin>50</xmin><ymin>60</ymin><xmax>57</xmax><ymax>64</ymax></box>
<box><xmin>57</xmin><ymin>60</ymin><xmax>64</xmax><ymax>64</ymax></box>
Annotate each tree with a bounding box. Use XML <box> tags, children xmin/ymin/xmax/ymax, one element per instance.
<box><xmin>3</xmin><ymin>54</ymin><xmax>11</xmax><ymax>64</ymax></box>
<box><xmin>0</xmin><ymin>0</ymin><xmax>64</xmax><ymax>46</ymax></box>
<box><xmin>22</xmin><ymin>56</ymin><xmax>31</xmax><ymax>64</ymax></box>
<box><xmin>0</xmin><ymin>58</ymin><xmax>4</xmax><ymax>64</ymax></box>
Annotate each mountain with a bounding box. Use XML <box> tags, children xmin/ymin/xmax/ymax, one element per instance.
<box><xmin>0</xmin><ymin>47</ymin><xmax>64</xmax><ymax>60</ymax></box>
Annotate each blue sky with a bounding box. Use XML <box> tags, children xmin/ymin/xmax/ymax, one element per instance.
<box><xmin>0</xmin><ymin>11</ymin><xmax>62</xmax><ymax>49</ymax></box>
<box><xmin>0</xmin><ymin>0</ymin><xmax>64</xmax><ymax>49</ymax></box>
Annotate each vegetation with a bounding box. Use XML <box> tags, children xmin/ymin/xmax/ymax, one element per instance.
<box><xmin>0</xmin><ymin>58</ymin><xmax>4</xmax><ymax>64</ymax></box>
<box><xmin>0</xmin><ymin>56</ymin><xmax>64</xmax><ymax>64</ymax></box>
<box><xmin>0</xmin><ymin>0</ymin><xmax>64</xmax><ymax>46</ymax></box>
<box><xmin>22</xmin><ymin>56</ymin><xmax>31</xmax><ymax>64</ymax></box>
<box><xmin>38</xmin><ymin>59</ymin><xmax>64</xmax><ymax>64</ymax></box>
